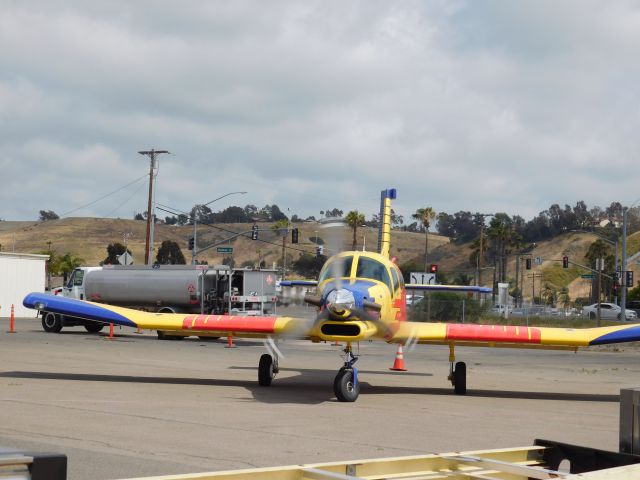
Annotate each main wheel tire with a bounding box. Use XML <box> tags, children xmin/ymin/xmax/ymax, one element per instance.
<box><xmin>84</xmin><ymin>323</ymin><xmax>104</xmax><ymax>333</ymax></box>
<box><xmin>589</xmin><ymin>311</ymin><xmax>596</xmax><ymax>319</ymax></box>
<box><xmin>258</xmin><ymin>354</ymin><xmax>274</xmax><ymax>386</ymax></box>
<box><xmin>42</xmin><ymin>312</ymin><xmax>63</xmax><ymax>333</ymax></box>
<box><xmin>453</xmin><ymin>361</ymin><xmax>467</xmax><ymax>395</ymax></box>
<box><xmin>333</xmin><ymin>368</ymin><xmax>360</xmax><ymax>402</ymax></box>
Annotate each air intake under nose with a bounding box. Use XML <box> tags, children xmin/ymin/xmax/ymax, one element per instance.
<box><xmin>320</xmin><ymin>322</ymin><xmax>361</xmax><ymax>337</ymax></box>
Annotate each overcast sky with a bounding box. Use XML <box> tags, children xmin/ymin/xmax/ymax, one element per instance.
<box><xmin>1</xmin><ymin>1</ymin><xmax>639</xmax><ymax>224</ymax></box>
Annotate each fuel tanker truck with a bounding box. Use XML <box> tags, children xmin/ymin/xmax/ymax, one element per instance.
<box><xmin>41</xmin><ymin>264</ymin><xmax>278</xmax><ymax>338</ymax></box>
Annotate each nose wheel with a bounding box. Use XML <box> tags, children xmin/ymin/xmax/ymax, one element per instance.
<box><xmin>333</xmin><ymin>344</ymin><xmax>359</xmax><ymax>402</ymax></box>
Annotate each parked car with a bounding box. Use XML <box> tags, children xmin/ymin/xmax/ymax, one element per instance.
<box><xmin>625</xmin><ymin>301</ymin><xmax>640</xmax><ymax>316</ymax></box>
<box><xmin>405</xmin><ymin>294</ymin><xmax>424</xmax><ymax>306</ymax></box>
<box><xmin>489</xmin><ymin>304</ymin><xmax>512</xmax><ymax>316</ymax></box>
<box><xmin>581</xmin><ymin>303</ymin><xmax>637</xmax><ymax>321</ymax></box>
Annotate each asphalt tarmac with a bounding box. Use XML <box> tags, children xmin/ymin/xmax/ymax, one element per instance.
<box><xmin>0</xmin><ymin>312</ymin><xmax>639</xmax><ymax>479</ymax></box>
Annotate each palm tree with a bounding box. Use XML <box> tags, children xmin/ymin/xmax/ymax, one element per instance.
<box><xmin>412</xmin><ymin>207</ymin><xmax>437</xmax><ymax>271</ymax></box>
<box><xmin>345</xmin><ymin>210</ymin><xmax>365</xmax><ymax>250</ymax></box>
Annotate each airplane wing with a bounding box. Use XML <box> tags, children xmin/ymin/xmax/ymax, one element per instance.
<box><xmin>23</xmin><ymin>293</ymin><xmax>310</xmax><ymax>338</ymax></box>
<box><xmin>389</xmin><ymin>320</ymin><xmax>640</xmax><ymax>349</ymax></box>
<box><xmin>406</xmin><ymin>284</ymin><xmax>492</xmax><ymax>294</ymax></box>
<box><xmin>279</xmin><ymin>280</ymin><xmax>318</xmax><ymax>287</ymax></box>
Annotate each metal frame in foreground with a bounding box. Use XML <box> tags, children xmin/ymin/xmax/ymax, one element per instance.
<box><xmin>124</xmin><ymin>440</ymin><xmax>640</xmax><ymax>480</ymax></box>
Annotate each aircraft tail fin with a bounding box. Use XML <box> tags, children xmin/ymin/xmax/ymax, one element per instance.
<box><xmin>377</xmin><ymin>188</ymin><xmax>396</xmax><ymax>258</ymax></box>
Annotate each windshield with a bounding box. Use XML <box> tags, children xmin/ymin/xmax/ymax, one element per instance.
<box><xmin>356</xmin><ymin>257</ymin><xmax>392</xmax><ymax>290</ymax></box>
<box><xmin>318</xmin><ymin>256</ymin><xmax>354</xmax><ymax>284</ymax></box>
<box><xmin>67</xmin><ymin>269</ymin><xmax>84</xmax><ymax>288</ymax></box>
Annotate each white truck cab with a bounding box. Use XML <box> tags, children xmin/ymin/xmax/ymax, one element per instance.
<box><xmin>63</xmin><ymin>267</ymin><xmax>102</xmax><ymax>300</ymax></box>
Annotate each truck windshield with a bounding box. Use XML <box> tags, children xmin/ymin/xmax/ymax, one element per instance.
<box><xmin>67</xmin><ymin>269</ymin><xmax>84</xmax><ymax>288</ymax></box>
<box><xmin>318</xmin><ymin>256</ymin><xmax>354</xmax><ymax>283</ymax></box>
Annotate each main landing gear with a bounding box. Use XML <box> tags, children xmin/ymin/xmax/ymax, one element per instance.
<box><xmin>258</xmin><ymin>353</ymin><xmax>279</xmax><ymax>386</ymax></box>
<box><xmin>447</xmin><ymin>342</ymin><xmax>467</xmax><ymax>395</ymax></box>
<box><xmin>257</xmin><ymin>342</ymin><xmax>360</xmax><ymax>402</ymax></box>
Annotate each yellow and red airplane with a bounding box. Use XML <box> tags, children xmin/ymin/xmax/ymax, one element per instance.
<box><xmin>23</xmin><ymin>188</ymin><xmax>640</xmax><ymax>402</ymax></box>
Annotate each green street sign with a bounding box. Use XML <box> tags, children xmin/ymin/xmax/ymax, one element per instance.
<box><xmin>216</xmin><ymin>247</ymin><xmax>233</xmax><ymax>254</ymax></box>
<box><xmin>580</xmin><ymin>274</ymin><xmax>595</xmax><ymax>279</ymax></box>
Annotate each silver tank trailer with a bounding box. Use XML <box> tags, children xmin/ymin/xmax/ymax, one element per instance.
<box><xmin>84</xmin><ymin>265</ymin><xmax>218</xmax><ymax>311</ymax></box>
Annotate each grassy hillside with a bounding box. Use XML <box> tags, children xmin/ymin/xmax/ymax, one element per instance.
<box><xmin>0</xmin><ymin>218</ymin><xmax>447</xmax><ymax>269</ymax></box>
<box><xmin>1</xmin><ymin>218</ymin><xmax>637</xmax><ymax>305</ymax></box>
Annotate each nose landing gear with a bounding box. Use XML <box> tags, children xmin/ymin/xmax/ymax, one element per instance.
<box><xmin>333</xmin><ymin>343</ymin><xmax>359</xmax><ymax>402</ymax></box>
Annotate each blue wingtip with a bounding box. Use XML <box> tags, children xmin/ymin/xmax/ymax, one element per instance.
<box><xmin>23</xmin><ymin>292</ymin><xmax>137</xmax><ymax>327</ymax></box>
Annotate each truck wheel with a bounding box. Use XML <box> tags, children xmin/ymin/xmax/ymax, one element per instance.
<box><xmin>84</xmin><ymin>323</ymin><xmax>104</xmax><ymax>333</ymax></box>
<box><xmin>42</xmin><ymin>312</ymin><xmax>63</xmax><ymax>333</ymax></box>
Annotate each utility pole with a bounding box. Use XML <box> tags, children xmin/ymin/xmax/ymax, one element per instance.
<box><xmin>596</xmin><ymin>257</ymin><xmax>603</xmax><ymax>326</ymax></box>
<box><xmin>520</xmin><ymin>257</ymin><xmax>524</xmax><ymax>307</ymax></box>
<box><xmin>138</xmin><ymin>149</ymin><xmax>169</xmax><ymax>264</ymax></box>
<box><xmin>620</xmin><ymin>207</ymin><xmax>628</xmax><ymax>322</ymax></box>
<box><xmin>515</xmin><ymin>254</ymin><xmax>520</xmax><ymax>307</ymax></box>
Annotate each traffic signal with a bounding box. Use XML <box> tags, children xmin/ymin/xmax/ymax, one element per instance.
<box><xmin>316</xmin><ymin>245</ymin><xmax>324</xmax><ymax>256</ymax></box>
<box><xmin>562</xmin><ymin>256</ymin><xmax>569</xmax><ymax>268</ymax></box>
<box><xmin>613</xmin><ymin>282</ymin><xmax>619</xmax><ymax>296</ymax></box>
<box><xmin>525</xmin><ymin>258</ymin><xmax>532</xmax><ymax>270</ymax></box>
<box><xmin>251</xmin><ymin>224</ymin><xmax>258</xmax><ymax>240</ymax></box>
<box><xmin>626</xmin><ymin>270</ymin><xmax>634</xmax><ymax>287</ymax></box>
<box><xmin>291</xmin><ymin>228</ymin><xmax>299</xmax><ymax>244</ymax></box>
<box><xmin>188</xmin><ymin>237</ymin><xmax>194</xmax><ymax>250</ymax></box>
<box><xmin>429</xmin><ymin>264</ymin><xmax>438</xmax><ymax>274</ymax></box>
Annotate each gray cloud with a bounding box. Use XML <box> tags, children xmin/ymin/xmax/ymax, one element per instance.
<box><xmin>1</xmin><ymin>1</ymin><xmax>639</xmax><ymax>223</ymax></box>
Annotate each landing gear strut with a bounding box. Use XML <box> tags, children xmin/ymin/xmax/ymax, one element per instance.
<box><xmin>447</xmin><ymin>342</ymin><xmax>466</xmax><ymax>395</ymax></box>
<box><xmin>333</xmin><ymin>343</ymin><xmax>360</xmax><ymax>402</ymax></box>
<box><xmin>258</xmin><ymin>353</ymin><xmax>279</xmax><ymax>386</ymax></box>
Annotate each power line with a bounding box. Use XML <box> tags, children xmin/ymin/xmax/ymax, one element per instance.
<box><xmin>103</xmin><ymin>180</ymin><xmax>148</xmax><ymax>218</ymax></box>
<box><xmin>60</xmin><ymin>174</ymin><xmax>148</xmax><ymax>218</ymax></box>
<box><xmin>155</xmin><ymin>204</ymin><xmax>317</xmax><ymax>255</ymax></box>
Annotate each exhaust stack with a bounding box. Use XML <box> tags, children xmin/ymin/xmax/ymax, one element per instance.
<box><xmin>377</xmin><ymin>188</ymin><xmax>396</xmax><ymax>258</ymax></box>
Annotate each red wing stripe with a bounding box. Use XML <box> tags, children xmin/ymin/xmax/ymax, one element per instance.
<box><xmin>182</xmin><ymin>315</ymin><xmax>277</xmax><ymax>333</ymax></box>
<box><xmin>446</xmin><ymin>324</ymin><xmax>541</xmax><ymax>344</ymax></box>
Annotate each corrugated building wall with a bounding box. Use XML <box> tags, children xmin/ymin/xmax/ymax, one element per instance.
<box><xmin>0</xmin><ymin>252</ymin><xmax>48</xmax><ymax>317</ymax></box>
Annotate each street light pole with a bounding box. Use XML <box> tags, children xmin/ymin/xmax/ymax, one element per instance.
<box><xmin>191</xmin><ymin>191</ymin><xmax>247</xmax><ymax>264</ymax></box>
<box><xmin>139</xmin><ymin>149</ymin><xmax>169</xmax><ymax>264</ymax></box>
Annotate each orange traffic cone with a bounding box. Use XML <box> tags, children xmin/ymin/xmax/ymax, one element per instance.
<box><xmin>225</xmin><ymin>335</ymin><xmax>236</xmax><ymax>348</ymax></box>
<box><xmin>389</xmin><ymin>344</ymin><xmax>407</xmax><ymax>371</ymax></box>
<box><xmin>8</xmin><ymin>304</ymin><xmax>16</xmax><ymax>333</ymax></box>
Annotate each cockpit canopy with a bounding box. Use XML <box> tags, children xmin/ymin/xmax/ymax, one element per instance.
<box><xmin>318</xmin><ymin>254</ymin><xmax>396</xmax><ymax>292</ymax></box>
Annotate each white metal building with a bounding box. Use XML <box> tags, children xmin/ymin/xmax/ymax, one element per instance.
<box><xmin>0</xmin><ymin>252</ymin><xmax>49</xmax><ymax>317</ymax></box>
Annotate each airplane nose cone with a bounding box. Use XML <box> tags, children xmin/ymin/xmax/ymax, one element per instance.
<box><xmin>326</xmin><ymin>288</ymin><xmax>356</xmax><ymax>316</ymax></box>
